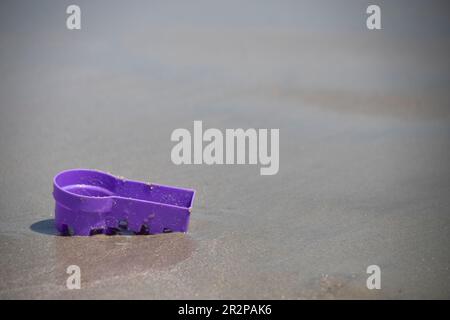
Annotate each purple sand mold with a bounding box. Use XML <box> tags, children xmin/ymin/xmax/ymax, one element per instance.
<box><xmin>53</xmin><ymin>169</ymin><xmax>195</xmax><ymax>236</ymax></box>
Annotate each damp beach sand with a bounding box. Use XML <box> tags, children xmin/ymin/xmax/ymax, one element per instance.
<box><xmin>0</xmin><ymin>1</ymin><xmax>449</xmax><ymax>299</ymax></box>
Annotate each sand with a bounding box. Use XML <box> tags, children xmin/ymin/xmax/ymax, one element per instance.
<box><xmin>0</xmin><ymin>0</ymin><xmax>449</xmax><ymax>299</ymax></box>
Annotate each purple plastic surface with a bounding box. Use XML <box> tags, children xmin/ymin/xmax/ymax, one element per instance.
<box><xmin>53</xmin><ymin>169</ymin><xmax>195</xmax><ymax>236</ymax></box>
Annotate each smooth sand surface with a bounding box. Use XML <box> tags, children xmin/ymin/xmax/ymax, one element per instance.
<box><xmin>0</xmin><ymin>0</ymin><xmax>449</xmax><ymax>298</ymax></box>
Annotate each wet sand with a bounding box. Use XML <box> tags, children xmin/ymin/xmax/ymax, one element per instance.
<box><xmin>0</xmin><ymin>0</ymin><xmax>449</xmax><ymax>299</ymax></box>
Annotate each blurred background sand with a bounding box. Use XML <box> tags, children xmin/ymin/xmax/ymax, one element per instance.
<box><xmin>0</xmin><ymin>0</ymin><xmax>449</xmax><ymax>298</ymax></box>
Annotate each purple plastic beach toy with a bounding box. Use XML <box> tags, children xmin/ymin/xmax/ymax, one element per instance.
<box><xmin>53</xmin><ymin>169</ymin><xmax>195</xmax><ymax>236</ymax></box>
